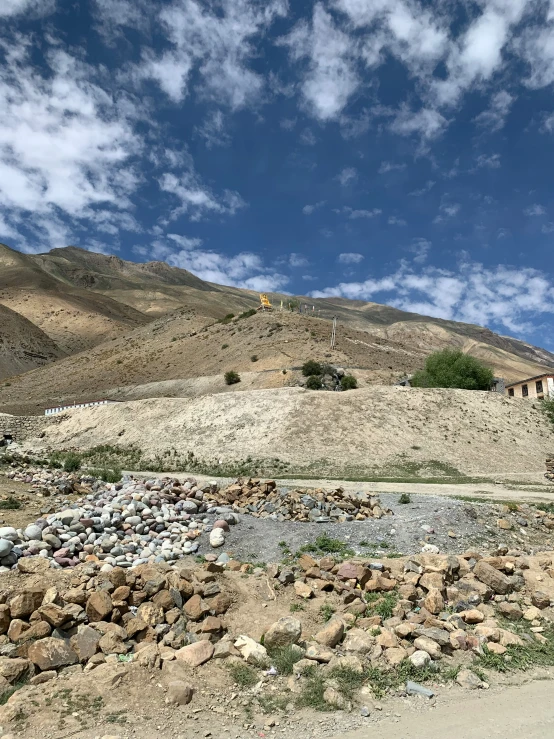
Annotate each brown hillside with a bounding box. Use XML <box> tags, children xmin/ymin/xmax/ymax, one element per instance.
<box><xmin>0</xmin><ymin>304</ymin><xmax>65</xmax><ymax>380</ymax></box>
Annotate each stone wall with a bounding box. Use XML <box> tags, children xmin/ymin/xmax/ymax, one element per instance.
<box><xmin>0</xmin><ymin>415</ymin><xmax>54</xmax><ymax>442</ymax></box>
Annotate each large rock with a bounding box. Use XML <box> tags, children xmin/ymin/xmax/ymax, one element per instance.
<box><xmin>137</xmin><ymin>601</ymin><xmax>165</xmax><ymax>626</ymax></box>
<box><xmin>0</xmin><ymin>657</ymin><xmax>32</xmax><ymax>684</ymax></box>
<box><xmin>413</xmin><ymin>636</ymin><xmax>442</xmax><ymax>660</ymax></box>
<box><xmin>86</xmin><ymin>591</ymin><xmax>113</xmax><ymax>622</ymax></box>
<box><xmin>314</xmin><ymin>619</ymin><xmax>344</xmax><ymax>648</ymax></box>
<box><xmin>9</xmin><ymin>588</ymin><xmax>45</xmax><ymax>619</ymax></box>
<box><xmin>0</xmin><ymin>605</ymin><xmax>10</xmax><ymax>635</ymax></box>
<box><xmin>38</xmin><ymin>603</ymin><xmax>71</xmax><ymax>628</ymax></box>
<box><xmin>457</xmin><ymin>669</ymin><xmax>487</xmax><ymax>690</ymax></box>
<box><xmin>184</xmin><ymin>594</ymin><xmax>209</xmax><ymax>621</ymax></box>
<box><xmin>28</xmin><ymin>637</ymin><xmax>78</xmax><ymax>671</ymax></box>
<box><xmin>70</xmin><ymin>626</ymin><xmax>101</xmax><ymax>662</ymax></box>
<box><xmin>473</xmin><ymin>561</ymin><xmax>512</xmax><ymax>595</ymax></box>
<box><xmin>167</xmin><ymin>680</ymin><xmax>194</xmax><ymax>705</ymax></box>
<box><xmin>175</xmin><ymin>641</ymin><xmax>214</xmax><ymax>667</ymax></box>
<box><xmin>234</xmin><ymin>635</ymin><xmax>269</xmax><ymax>666</ymax></box>
<box><xmin>17</xmin><ymin>557</ymin><xmax>50</xmax><ymax>574</ymax></box>
<box><xmin>342</xmin><ymin>628</ymin><xmax>374</xmax><ymax>655</ymax></box>
<box><xmin>263</xmin><ymin>617</ymin><xmax>302</xmax><ymax>650</ymax></box>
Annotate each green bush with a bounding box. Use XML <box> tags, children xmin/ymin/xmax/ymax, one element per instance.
<box><xmin>238</xmin><ymin>309</ymin><xmax>257</xmax><ymax>320</ymax></box>
<box><xmin>410</xmin><ymin>349</ymin><xmax>494</xmax><ymax>390</ymax></box>
<box><xmin>251</xmin><ymin>355</ymin><xmax>258</xmax><ymax>362</ymax></box>
<box><xmin>340</xmin><ymin>375</ymin><xmax>357</xmax><ymax>390</ymax></box>
<box><xmin>302</xmin><ymin>360</ymin><xmax>322</xmax><ymax>377</ymax></box>
<box><xmin>399</xmin><ymin>493</ymin><xmax>411</xmax><ymax>504</ymax></box>
<box><xmin>224</xmin><ymin>370</ymin><xmax>241</xmax><ymax>385</ymax></box>
<box><xmin>63</xmin><ymin>453</ymin><xmax>81</xmax><ymax>472</ymax></box>
<box><xmin>89</xmin><ymin>467</ymin><xmax>122</xmax><ymax>483</ymax></box>
<box><xmin>305</xmin><ymin>375</ymin><xmax>323</xmax><ymax>390</ymax></box>
<box><xmin>218</xmin><ymin>313</ymin><xmax>235</xmax><ymax>325</ymax></box>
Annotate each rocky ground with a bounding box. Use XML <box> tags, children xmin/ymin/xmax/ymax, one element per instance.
<box><xmin>0</xmin><ymin>456</ymin><xmax>554</xmax><ymax>738</ymax></box>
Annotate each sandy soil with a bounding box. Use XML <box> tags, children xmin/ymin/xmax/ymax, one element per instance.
<box><xmin>336</xmin><ymin>678</ymin><xmax>554</xmax><ymax>739</ymax></box>
<box><xmin>30</xmin><ymin>386</ymin><xmax>554</xmax><ymax>477</ymax></box>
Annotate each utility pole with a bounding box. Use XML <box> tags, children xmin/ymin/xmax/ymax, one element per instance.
<box><xmin>330</xmin><ymin>316</ymin><xmax>337</xmax><ymax>349</ymax></box>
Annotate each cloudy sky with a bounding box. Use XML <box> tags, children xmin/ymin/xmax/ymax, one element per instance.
<box><xmin>3</xmin><ymin>1</ymin><xmax>554</xmax><ymax>347</ymax></box>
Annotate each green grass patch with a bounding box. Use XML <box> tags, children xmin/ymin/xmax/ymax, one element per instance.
<box><xmin>228</xmin><ymin>662</ymin><xmax>258</xmax><ymax>688</ymax></box>
<box><xmin>365</xmin><ymin>590</ymin><xmax>399</xmax><ymax>620</ymax></box>
<box><xmin>0</xmin><ymin>496</ymin><xmax>22</xmax><ymax>510</ymax></box>
<box><xmin>267</xmin><ymin>645</ymin><xmax>303</xmax><ymax>675</ymax></box>
<box><xmin>319</xmin><ymin>604</ymin><xmax>336</xmax><ymax>622</ymax></box>
<box><xmin>297</xmin><ymin>534</ymin><xmax>354</xmax><ymax>559</ymax></box>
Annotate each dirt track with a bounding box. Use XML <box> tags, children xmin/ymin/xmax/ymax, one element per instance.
<box><xmin>336</xmin><ymin>678</ymin><xmax>554</xmax><ymax>739</ymax></box>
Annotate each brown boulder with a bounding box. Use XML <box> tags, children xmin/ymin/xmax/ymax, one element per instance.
<box><xmin>0</xmin><ymin>656</ymin><xmax>32</xmax><ymax>683</ymax></box>
<box><xmin>9</xmin><ymin>588</ymin><xmax>45</xmax><ymax>619</ymax></box>
<box><xmin>70</xmin><ymin>625</ymin><xmax>101</xmax><ymax>662</ymax></box>
<box><xmin>28</xmin><ymin>637</ymin><xmax>78</xmax><ymax>671</ymax></box>
<box><xmin>86</xmin><ymin>591</ymin><xmax>113</xmax><ymax>622</ymax></box>
<box><xmin>38</xmin><ymin>603</ymin><xmax>71</xmax><ymax>628</ymax></box>
<box><xmin>473</xmin><ymin>561</ymin><xmax>512</xmax><ymax>595</ymax></box>
<box><xmin>167</xmin><ymin>680</ymin><xmax>194</xmax><ymax>705</ymax></box>
<box><xmin>314</xmin><ymin>619</ymin><xmax>344</xmax><ymax>648</ymax></box>
<box><xmin>17</xmin><ymin>557</ymin><xmax>50</xmax><ymax>574</ymax></box>
<box><xmin>137</xmin><ymin>601</ymin><xmax>165</xmax><ymax>626</ymax></box>
<box><xmin>184</xmin><ymin>594</ymin><xmax>209</xmax><ymax>621</ymax></box>
<box><xmin>63</xmin><ymin>589</ymin><xmax>87</xmax><ymax>606</ymax></box>
<box><xmin>175</xmin><ymin>640</ymin><xmax>214</xmax><ymax>667</ymax></box>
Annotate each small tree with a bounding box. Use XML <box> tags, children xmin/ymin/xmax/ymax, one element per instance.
<box><xmin>340</xmin><ymin>375</ymin><xmax>358</xmax><ymax>390</ymax></box>
<box><xmin>411</xmin><ymin>349</ymin><xmax>494</xmax><ymax>390</ymax></box>
<box><xmin>224</xmin><ymin>370</ymin><xmax>241</xmax><ymax>385</ymax></box>
<box><xmin>302</xmin><ymin>360</ymin><xmax>322</xmax><ymax>377</ymax></box>
<box><xmin>305</xmin><ymin>375</ymin><xmax>323</xmax><ymax>390</ymax></box>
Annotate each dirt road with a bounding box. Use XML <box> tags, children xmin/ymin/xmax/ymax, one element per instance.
<box><xmin>334</xmin><ymin>679</ymin><xmax>554</xmax><ymax>739</ymax></box>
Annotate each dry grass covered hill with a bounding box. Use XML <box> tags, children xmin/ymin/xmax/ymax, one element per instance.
<box><xmin>0</xmin><ymin>304</ymin><xmax>65</xmax><ymax>379</ymax></box>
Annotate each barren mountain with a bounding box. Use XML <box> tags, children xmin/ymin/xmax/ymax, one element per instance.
<box><xmin>1</xmin><ymin>243</ymin><xmax>554</xmax><ymax>416</ymax></box>
<box><xmin>0</xmin><ymin>304</ymin><xmax>64</xmax><ymax>380</ymax></box>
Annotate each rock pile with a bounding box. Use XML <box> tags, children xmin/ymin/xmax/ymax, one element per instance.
<box><xmin>0</xmin><ymin>473</ymin><xmax>239</xmax><ymax>570</ymax></box>
<box><xmin>209</xmin><ymin>478</ymin><xmax>391</xmax><ymax>522</ymax></box>
<box><xmin>0</xmin><ymin>559</ymin><xmax>236</xmax><ymax>697</ymax></box>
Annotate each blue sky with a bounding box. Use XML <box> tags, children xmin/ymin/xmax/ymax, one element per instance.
<box><xmin>3</xmin><ymin>1</ymin><xmax>554</xmax><ymax>347</ymax></box>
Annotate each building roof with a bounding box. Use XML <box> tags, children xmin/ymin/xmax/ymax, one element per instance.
<box><xmin>505</xmin><ymin>373</ymin><xmax>554</xmax><ymax>388</ymax></box>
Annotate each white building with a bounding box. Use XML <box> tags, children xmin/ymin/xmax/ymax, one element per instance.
<box><xmin>505</xmin><ymin>374</ymin><xmax>554</xmax><ymax>400</ymax></box>
<box><xmin>44</xmin><ymin>399</ymin><xmax>117</xmax><ymax>416</ymax></box>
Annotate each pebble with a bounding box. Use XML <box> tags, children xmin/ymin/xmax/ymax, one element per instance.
<box><xmin>1</xmin><ymin>467</ymin><xmax>232</xmax><ymax>569</ymax></box>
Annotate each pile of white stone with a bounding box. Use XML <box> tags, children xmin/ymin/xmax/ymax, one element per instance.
<box><xmin>0</xmin><ymin>476</ymin><xmax>239</xmax><ymax>572</ymax></box>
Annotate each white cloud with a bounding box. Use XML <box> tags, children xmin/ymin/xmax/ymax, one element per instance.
<box><xmin>299</xmin><ymin>128</ymin><xmax>317</xmax><ymax>145</ymax></box>
<box><xmin>388</xmin><ymin>215</ymin><xmax>407</xmax><ymax>226</ymax></box>
<box><xmin>136</xmin><ymin>0</ymin><xmax>287</xmax><ymax>110</ymax></box>
<box><xmin>410</xmin><ymin>180</ymin><xmax>435</xmax><ymax>196</ymax></box>
<box><xmin>388</xmin><ymin>106</ymin><xmax>448</xmax><ymax>140</ymax></box>
<box><xmin>525</xmin><ymin>204</ymin><xmax>547</xmax><ymax>216</ymax></box>
<box><xmin>195</xmin><ymin>110</ymin><xmax>231</xmax><ymax>148</ymax></box>
<box><xmin>279</xmin><ymin>4</ymin><xmax>359</xmax><ymax>121</ymax></box>
<box><xmin>410</xmin><ymin>237</ymin><xmax>431</xmax><ymax>263</ymax></box>
<box><xmin>338</xmin><ymin>252</ymin><xmax>364</xmax><ymax>264</ymax></box>
<box><xmin>337</xmin><ymin>206</ymin><xmax>382</xmax><ymax>219</ymax></box>
<box><xmin>159</xmin><ymin>172</ymin><xmax>246</xmax><ymax>221</ymax></box>
<box><xmin>310</xmin><ymin>259</ymin><xmax>554</xmax><ymax>336</ymax></box>
<box><xmin>474</xmin><ymin>90</ymin><xmax>514</xmax><ymax>132</ymax></box>
<box><xmin>289</xmin><ymin>253</ymin><xmax>309</xmax><ymax>267</ymax></box>
<box><xmin>303</xmin><ymin>201</ymin><xmax>326</xmax><ymax>215</ymax></box>
<box><xmin>338</xmin><ymin>166</ymin><xmax>358</xmax><ymax>186</ymax></box>
<box><xmin>542</xmin><ymin>222</ymin><xmax>554</xmax><ymax>233</ymax></box>
<box><xmin>378</xmin><ymin>161</ymin><xmax>406</xmax><ymax>174</ymax></box>
<box><xmin>0</xmin><ymin>0</ymin><xmax>55</xmax><ymax>17</ymax></box>
<box><xmin>139</xmin><ymin>237</ymin><xmax>289</xmax><ymax>290</ymax></box>
<box><xmin>475</xmin><ymin>153</ymin><xmax>501</xmax><ymax>168</ymax></box>
<box><xmin>433</xmin><ymin>202</ymin><xmax>460</xmax><ymax>223</ymax></box>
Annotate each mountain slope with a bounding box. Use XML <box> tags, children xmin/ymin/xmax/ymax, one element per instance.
<box><xmin>0</xmin><ymin>304</ymin><xmax>65</xmax><ymax>380</ymax></box>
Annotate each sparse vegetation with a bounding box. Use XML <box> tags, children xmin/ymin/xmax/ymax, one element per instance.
<box><xmin>224</xmin><ymin>370</ymin><xmax>241</xmax><ymax>385</ymax></box>
<box><xmin>340</xmin><ymin>375</ymin><xmax>358</xmax><ymax>390</ymax></box>
<box><xmin>319</xmin><ymin>604</ymin><xmax>336</xmax><ymax>621</ymax></box>
<box><xmin>251</xmin><ymin>354</ymin><xmax>259</xmax><ymax>362</ymax></box>
<box><xmin>218</xmin><ymin>313</ymin><xmax>235</xmax><ymax>325</ymax></box>
<box><xmin>228</xmin><ymin>662</ymin><xmax>258</xmax><ymax>688</ymax></box>
<box><xmin>0</xmin><ymin>497</ymin><xmax>22</xmax><ymax>510</ymax></box>
<box><xmin>399</xmin><ymin>493</ymin><xmax>411</xmax><ymax>504</ymax></box>
<box><xmin>238</xmin><ymin>308</ymin><xmax>257</xmax><ymax>320</ymax></box>
<box><xmin>365</xmin><ymin>590</ymin><xmax>399</xmax><ymax>620</ymax></box>
<box><xmin>221</xmin><ymin>344</ymin><xmax>229</xmax><ymax>349</ymax></box>
<box><xmin>63</xmin><ymin>452</ymin><xmax>81</xmax><ymax>472</ymax></box>
<box><xmin>88</xmin><ymin>467</ymin><xmax>122</xmax><ymax>483</ymax></box>
<box><xmin>267</xmin><ymin>645</ymin><xmax>303</xmax><ymax>675</ymax></box>
<box><xmin>410</xmin><ymin>349</ymin><xmax>494</xmax><ymax>390</ymax></box>
<box><xmin>290</xmin><ymin>602</ymin><xmax>305</xmax><ymax>613</ymax></box>
<box><xmin>305</xmin><ymin>375</ymin><xmax>323</xmax><ymax>390</ymax></box>
<box><xmin>302</xmin><ymin>360</ymin><xmax>322</xmax><ymax>377</ymax></box>
<box><xmin>298</xmin><ymin>534</ymin><xmax>354</xmax><ymax>559</ymax></box>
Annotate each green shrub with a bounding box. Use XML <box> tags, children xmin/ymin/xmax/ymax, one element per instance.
<box><xmin>410</xmin><ymin>349</ymin><xmax>494</xmax><ymax>390</ymax></box>
<box><xmin>305</xmin><ymin>375</ymin><xmax>323</xmax><ymax>390</ymax></box>
<box><xmin>302</xmin><ymin>360</ymin><xmax>322</xmax><ymax>377</ymax></box>
<box><xmin>238</xmin><ymin>308</ymin><xmax>257</xmax><ymax>320</ymax></box>
<box><xmin>219</xmin><ymin>313</ymin><xmax>235</xmax><ymax>325</ymax></box>
<box><xmin>251</xmin><ymin>355</ymin><xmax>259</xmax><ymax>362</ymax></box>
<box><xmin>89</xmin><ymin>467</ymin><xmax>122</xmax><ymax>483</ymax></box>
<box><xmin>340</xmin><ymin>375</ymin><xmax>357</xmax><ymax>390</ymax></box>
<box><xmin>224</xmin><ymin>370</ymin><xmax>241</xmax><ymax>385</ymax></box>
<box><xmin>63</xmin><ymin>453</ymin><xmax>81</xmax><ymax>472</ymax></box>
<box><xmin>399</xmin><ymin>493</ymin><xmax>411</xmax><ymax>504</ymax></box>
<box><xmin>221</xmin><ymin>344</ymin><xmax>229</xmax><ymax>349</ymax></box>
<box><xmin>0</xmin><ymin>497</ymin><xmax>22</xmax><ymax>510</ymax></box>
